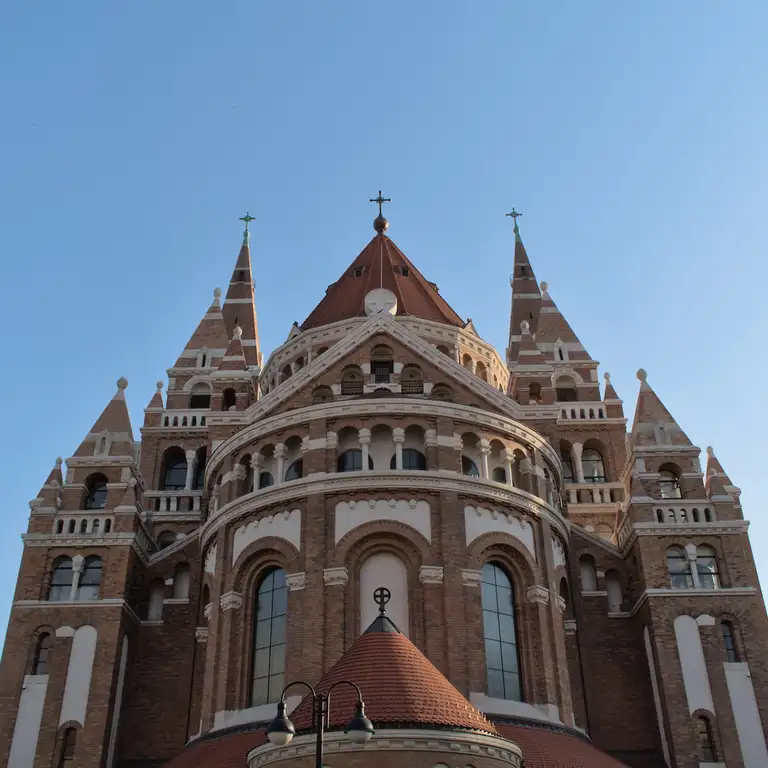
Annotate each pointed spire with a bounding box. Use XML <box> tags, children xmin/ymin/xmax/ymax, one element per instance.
<box><xmin>217</xmin><ymin>326</ymin><xmax>248</xmax><ymax>372</ymax></box>
<box><xmin>603</xmin><ymin>372</ymin><xmax>619</xmax><ymax>401</ymax></box>
<box><xmin>506</xmin><ymin>210</ymin><xmax>542</xmax><ymax>366</ymax></box>
<box><xmin>631</xmin><ymin>368</ymin><xmax>693</xmax><ymax>448</ymax></box>
<box><xmin>173</xmin><ymin>288</ymin><xmax>230</xmax><ymax>369</ymax></box>
<box><xmin>73</xmin><ymin>378</ymin><xmax>135</xmax><ymax>457</ymax></box>
<box><xmin>146</xmin><ymin>380</ymin><xmax>164</xmax><ymax>410</ymax></box>
<box><xmin>705</xmin><ymin>446</ymin><xmax>739</xmax><ymax>498</ymax></box>
<box><xmin>45</xmin><ymin>457</ymin><xmax>64</xmax><ymax>487</ymax></box>
<box><xmin>223</xmin><ymin>215</ymin><xmax>261</xmax><ymax>369</ymax></box>
<box><xmin>536</xmin><ymin>281</ymin><xmax>595</xmax><ymax>362</ymax></box>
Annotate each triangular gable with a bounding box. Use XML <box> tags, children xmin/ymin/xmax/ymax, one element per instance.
<box><xmin>247</xmin><ymin>314</ymin><xmax>542</xmax><ymax>424</ymax></box>
<box><xmin>173</xmin><ymin>289</ymin><xmax>230</xmax><ymax>369</ymax></box>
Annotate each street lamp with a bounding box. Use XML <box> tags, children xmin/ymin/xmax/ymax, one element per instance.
<box><xmin>266</xmin><ymin>680</ymin><xmax>374</xmax><ymax>768</ymax></box>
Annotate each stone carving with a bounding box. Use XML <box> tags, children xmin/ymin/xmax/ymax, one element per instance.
<box><xmin>323</xmin><ymin>567</ymin><xmax>349</xmax><ymax>587</ymax></box>
<box><xmin>232</xmin><ymin>509</ymin><xmax>301</xmax><ymax>565</ymax></box>
<box><xmin>462</xmin><ymin>569</ymin><xmax>481</xmax><ymax>588</ymax></box>
<box><xmin>526</xmin><ymin>585</ymin><xmax>550</xmax><ymax>605</ymax></box>
<box><xmin>286</xmin><ymin>572</ymin><xmax>307</xmax><ymax>591</ymax></box>
<box><xmin>334</xmin><ymin>499</ymin><xmax>431</xmax><ymax>544</ymax></box>
<box><xmin>419</xmin><ymin>565</ymin><xmax>444</xmax><ymax>585</ymax></box>
<box><xmin>219</xmin><ymin>592</ymin><xmax>243</xmax><ymax>611</ymax></box>
<box><xmin>464</xmin><ymin>506</ymin><xmax>536</xmax><ymax>561</ymax></box>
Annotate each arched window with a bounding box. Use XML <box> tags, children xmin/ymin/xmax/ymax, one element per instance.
<box><xmin>721</xmin><ymin>621</ymin><xmax>739</xmax><ymax>662</ymax></box>
<box><xmin>68</xmin><ymin>520</ymin><xmax>76</xmax><ymax>534</ymax></box>
<box><xmin>251</xmin><ymin>568</ymin><xmax>287</xmax><ymax>706</ymax></box>
<box><xmin>80</xmin><ymin>519</ymin><xmax>88</xmax><ymax>534</ymax></box>
<box><xmin>528</xmin><ymin>382</ymin><xmax>541</xmax><ymax>404</ymax></box>
<box><xmin>656</xmin><ymin>509</ymin><xmax>664</xmax><ymax>523</ymax></box>
<box><xmin>560</xmin><ymin>449</ymin><xmax>574</xmax><ymax>483</ymax></box>
<box><xmin>605</xmin><ymin>569</ymin><xmax>623</xmax><ymax>612</ymax></box>
<box><xmin>481</xmin><ymin>563</ymin><xmax>522</xmax><ymax>701</ymax></box>
<box><xmin>193</xmin><ymin>446</ymin><xmax>207</xmax><ymax>490</ymax></box>
<box><xmin>475</xmin><ymin>361</ymin><xmax>488</xmax><ymax>382</ymax></box>
<box><xmin>148</xmin><ymin>579</ymin><xmax>165</xmax><ymax>621</ymax></box>
<box><xmin>696</xmin><ymin>546</ymin><xmax>720</xmax><ymax>589</ymax></box>
<box><xmin>49</xmin><ymin>557</ymin><xmax>74</xmax><ymax>601</ymax></box>
<box><xmin>401</xmin><ymin>365</ymin><xmax>424</xmax><ymax>394</ymax></box>
<box><xmin>32</xmin><ymin>632</ymin><xmax>52</xmax><ymax>675</ymax></box>
<box><xmin>77</xmin><ymin>556</ymin><xmax>102</xmax><ymax>600</ymax></box>
<box><xmin>157</xmin><ymin>530</ymin><xmax>176</xmax><ymax>549</ymax></box>
<box><xmin>173</xmin><ymin>563</ymin><xmax>191</xmax><ymax>599</ymax></box>
<box><xmin>462</xmin><ymin>456</ymin><xmax>480</xmax><ymax>477</ymax></box>
<box><xmin>311</xmin><ymin>386</ymin><xmax>334</xmax><ymax>404</ymax></box>
<box><xmin>390</xmin><ymin>449</ymin><xmax>427</xmax><ymax>471</ymax></box>
<box><xmin>341</xmin><ymin>366</ymin><xmax>364</xmax><ymax>396</ymax></box>
<box><xmin>370</xmin><ymin>345</ymin><xmax>394</xmax><ymax>383</ymax></box>
<box><xmin>492</xmin><ymin>467</ymin><xmax>507</xmax><ymax>483</ymax></box>
<box><xmin>582</xmin><ymin>449</ymin><xmax>606</xmax><ymax>483</ymax></box>
<box><xmin>56</xmin><ymin>520</ymin><xmax>64</xmax><ymax>534</ymax></box>
<box><xmin>579</xmin><ymin>555</ymin><xmax>598</xmax><ymax>591</ymax></box>
<box><xmin>104</xmin><ymin>519</ymin><xmax>112</xmax><ymax>533</ymax></box>
<box><xmin>659</xmin><ymin>468</ymin><xmax>682</xmax><ymax>499</ymax></box>
<box><xmin>431</xmin><ymin>383</ymin><xmax>454</xmax><ymax>402</ymax></box>
<box><xmin>284</xmin><ymin>459</ymin><xmax>303</xmax><ymax>482</ymax></box>
<box><xmin>189</xmin><ymin>382</ymin><xmax>211</xmax><ymax>409</ymax></box>
<box><xmin>695</xmin><ymin>715</ymin><xmax>717</xmax><ymax>762</ymax></box>
<box><xmin>704</xmin><ymin>508</ymin><xmax>713</xmax><ymax>522</ymax></box>
<box><xmin>692</xmin><ymin>508</ymin><xmax>700</xmax><ymax>523</ymax></box>
<box><xmin>84</xmin><ymin>473</ymin><xmax>108</xmax><ymax>509</ymax></box>
<box><xmin>259</xmin><ymin>471</ymin><xmax>274</xmax><ymax>489</ymax></box>
<box><xmin>337</xmin><ymin>450</ymin><xmax>373</xmax><ymax>472</ymax></box>
<box><xmin>92</xmin><ymin>519</ymin><xmax>100</xmax><ymax>535</ymax></box>
<box><xmin>222</xmin><ymin>388</ymin><xmax>237</xmax><ymax>411</ymax></box>
<box><xmin>161</xmin><ymin>449</ymin><xmax>187</xmax><ymax>491</ymax></box>
<box><xmin>555</xmin><ymin>376</ymin><xmax>577</xmax><ymax>402</ymax></box>
<box><xmin>58</xmin><ymin>728</ymin><xmax>77</xmax><ymax>768</ymax></box>
<box><xmin>667</xmin><ymin>546</ymin><xmax>693</xmax><ymax>588</ymax></box>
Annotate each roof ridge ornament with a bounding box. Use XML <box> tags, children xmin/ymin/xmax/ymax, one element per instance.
<box><xmin>506</xmin><ymin>207</ymin><xmax>522</xmax><ymax>237</ymax></box>
<box><xmin>369</xmin><ymin>190</ymin><xmax>391</xmax><ymax>234</ymax></box>
<box><xmin>239</xmin><ymin>211</ymin><xmax>255</xmax><ymax>244</ymax></box>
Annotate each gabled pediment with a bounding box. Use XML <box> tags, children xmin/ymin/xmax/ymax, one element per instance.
<box><xmin>243</xmin><ymin>314</ymin><xmax>533</xmax><ymax>424</ymax></box>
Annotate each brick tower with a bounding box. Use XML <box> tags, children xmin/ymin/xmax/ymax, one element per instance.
<box><xmin>0</xmin><ymin>205</ymin><xmax>765</xmax><ymax>768</ymax></box>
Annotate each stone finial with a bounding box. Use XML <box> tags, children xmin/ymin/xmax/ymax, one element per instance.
<box><xmin>706</xmin><ymin>446</ymin><xmax>714</xmax><ymax>457</ymax></box>
<box><xmin>117</xmin><ymin>376</ymin><xmax>128</xmax><ymax>390</ymax></box>
<box><xmin>213</xmin><ymin>287</ymin><xmax>222</xmax><ymax>306</ymax></box>
<box><xmin>156</xmin><ymin>380</ymin><xmax>164</xmax><ymax>391</ymax></box>
<box><xmin>233</xmin><ymin>325</ymin><xmax>243</xmax><ymax>341</ymax></box>
<box><xmin>540</xmin><ymin>281</ymin><xmax>549</xmax><ymax>293</ymax></box>
<box><xmin>520</xmin><ymin>320</ymin><xmax>530</xmax><ymax>333</ymax></box>
<box><xmin>55</xmin><ymin>457</ymin><xmax>63</xmax><ymax>467</ymax></box>
<box><xmin>636</xmin><ymin>368</ymin><xmax>647</xmax><ymax>382</ymax></box>
<box><xmin>604</xmin><ymin>372</ymin><xmax>611</xmax><ymax>382</ymax></box>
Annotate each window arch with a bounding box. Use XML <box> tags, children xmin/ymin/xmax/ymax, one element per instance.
<box><xmin>49</xmin><ymin>557</ymin><xmax>74</xmax><ymax>601</ymax></box>
<box><xmin>579</xmin><ymin>555</ymin><xmax>598</xmax><ymax>591</ymax></box>
<box><xmin>528</xmin><ymin>382</ymin><xmax>541</xmax><ymax>404</ymax></box>
<box><xmin>189</xmin><ymin>382</ymin><xmax>211</xmax><ymax>410</ymax></box>
<box><xmin>462</xmin><ymin>456</ymin><xmax>480</xmax><ymax>477</ymax></box>
<box><xmin>32</xmin><ymin>632</ymin><xmax>52</xmax><ymax>675</ymax></box>
<box><xmin>582</xmin><ymin>449</ymin><xmax>606</xmax><ymax>483</ymax></box>
<box><xmin>555</xmin><ymin>375</ymin><xmax>577</xmax><ymax>402</ymax></box>
<box><xmin>560</xmin><ymin>446</ymin><xmax>574</xmax><ymax>483</ymax></box>
<box><xmin>258</xmin><ymin>471</ymin><xmax>274</xmax><ymax>489</ymax></box>
<box><xmin>431</xmin><ymin>383</ymin><xmax>454</xmax><ymax>402</ymax></box>
<box><xmin>340</xmin><ymin>366</ymin><xmax>364</xmax><ymax>396</ymax></box>
<box><xmin>337</xmin><ymin>450</ymin><xmax>373</xmax><ymax>472</ymax></box>
<box><xmin>192</xmin><ymin>446</ymin><xmax>207</xmax><ymax>491</ymax></box>
<box><xmin>222</xmin><ymin>388</ymin><xmax>237</xmax><ymax>411</ymax></box>
<box><xmin>173</xmin><ymin>563</ymin><xmax>191</xmax><ymax>599</ymax></box>
<box><xmin>391</xmin><ymin>449</ymin><xmax>427</xmax><ymax>471</ymax></box>
<box><xmin>721</xmin><ymin>620</ymin><xmax>739</xmax><ymax>662</ymax></box>
<box><xmin>696</xmin><ymin>546</ymin><xmax>720</xmax><ymax>589</ymax></box>
<box><xmin>401</xmin><ymin>365</ymin><xmax>424</xmax><ymax>394</ymax></box>
<box><xmin>58</xmin><ymin>728</ymin><xmax>77</xmax><ymax>768</ymax></box>
<box><xmin>77</xmin><ymin>556</ymin><xmax>102</xmax><ymax>600</ymax></box>
<box><xmin>480</xmin><ymin>563</ymin><xmax>522</xmax><ymax>701</ymax></box>
<box><xmin>56</xmin><ymin>520</ymin><xmax>64</xmax><ymax>534</ymax></box>
<box><xmin>251</xmin><ymin>568</ymin><xmax>287</xmax><ymax>706</ymax></box>
<box><xmin>370</xmin><ymin>345</ymin><xmax>394</xmax><ymax>383</ymax></box>
<box><xmin>659</xmin><ymin>466</ymin><xmax>682</xmax><ymax>499</ymax></box>
<box><xmin>695</xmin><ymin>715</ymin><xmax>717</xmax><ymax>761</ymax></box>
<box><xmin>492</xmin><ymin>467</ymin><xmax>507</xmax><ymax>483</ymax></box>
<box><xmin>667</xmin><ymin>546</ymin><xmax>693</xmax><ymax>588</ymax></box>
<box><xmin>311</xmin><ymin>385</ymin><xmax>334</xmax><ymax>404</ymax></box>
<box><xmin>605</xmin><ymin>569</ymin><xmax>623</xmax><ymax>612</ymax></box>
<box><xmin>84</xmin><ymin>473</ymin><xmax>108</xmax><ymax>509</ymax></box>
<box><xmin>284</xmin><ymin>459</ymin><xmax>303</xmax><ymax>482</ymax></box>
<box><xmin>157</xmin><ymin>530</ymin><xmax>176</xmax><ymax>549</ymax></box>
<box><xmin>475</xmin><ymin>361</ymin><xmax>488</xmax><ymax>382</ymax></box>
<box><xmin>161</xmin><ymin>448</ymin><xmax>187</xmax><ymax>491</ymax></box>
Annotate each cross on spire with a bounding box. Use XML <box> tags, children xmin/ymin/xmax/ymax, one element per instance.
<box><xmin>369</xmin><ymin>191</ymin><xmax>391</xmax><ymax>217</ymax></box>
<box><xmin>373</xmin><ymin>586</ymin><xmax>391</xmax><ymax>615</ymax></box>
<box><xmin>239</xmin><ymin>212</ymin><xmax>255</xmax><ymax>244</ymax></box>
<box><xmin>506</xmin><ymin>208</ymin><xmax>522</xmax><ymax>233</ymax></box>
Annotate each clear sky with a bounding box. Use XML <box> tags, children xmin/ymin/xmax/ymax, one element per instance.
<box><xmin>1</xmin><ymin>2</ymin><xmax>766</xmax><ymax>643</ymax></box>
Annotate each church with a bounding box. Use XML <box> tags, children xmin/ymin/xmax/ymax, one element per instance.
<box><xmin>1</xmin><ymin>200</ymin><xmax>766</xmax><ymax>768</ymax></box>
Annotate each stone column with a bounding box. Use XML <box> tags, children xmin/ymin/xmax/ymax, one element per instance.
<box><xmin>359</xmin><ymin>428</ymin><xmax>371</xmax><ymax>471</ymax></box>
<box><xmin>275</xmin><ymin>443</ymin><xmax>285</xmax><ymax>485</ymax></box>
<box><xmin>571</xmin><ymin>442</ymin><xmax>585</xmax><ymax>483</ymax></box>
<box><xmin>425</xmin><ymin>429</ymin><xmax>438</xmax><ymax>470</ymax></box>
<box><xmin>479</xmin><ymin>440</ymin><xmax>491</xmax><ymax>479</ymax></box>
<box><xmin>326</xmin><ymin>431</ymin><xmax>338</xmax><ymax>473</ymax></box>
<box><xmin>70</xmin><ymin>554</ymin><xmax>84</xmax><ymax>601</ymax></box>
<box><xmin>184</xmin><ymin>449</ymin><xmax>197</xmax><ymax>491</ymax></box>
<box><xmin>503</xmin><ymin>450</ymin><xmax>515</xmax><ymax>487</ymax></box>
<box><xmin>393</xmin><ymin>428</ymin><xmax>405</xmax><ymax>470</ymax></box>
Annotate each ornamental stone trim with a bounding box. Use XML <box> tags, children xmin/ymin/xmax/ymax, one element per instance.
<box><xmin>195</xmin><ymin>627</ymin><xmax>209</xmax><ymax>643</ymax></box>
<box><xmin>564</xmin><ymin>619</ymin><xmax>577</xmax><ymax>635</ymax></box>
<box><xmin>462</xmin><ymin>569</ymin><xmax>482</xmax><ymax>588</ymax></box>
<box><xmin>323</xmin><ymin>567</ymin><xmax>348</xmax><ymax>587</ymax></box>
<box><xmin>419</xmin><ymin>565</ymin><xmax>444</xmax><ymax>585</ymax></box>
<box><xmin>219</xmin><ymin>592</ymin><xmax>243</xmax><ymax>612</ymax></box>
<box><xmin>527</xmin><ymin>585</ymin><xmax>550</xmax><ymax>605</ymax></box>
<box><xmin>203</xmin><ymin>603</ymin><xmax>213</xmax><ymax>621</ymax></box>
<box><xmin>285</xmin><ymin>572</ymin><xmax>306</xmax><ymax>591</ymax></box>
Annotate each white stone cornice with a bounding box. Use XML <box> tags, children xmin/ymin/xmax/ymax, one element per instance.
<box><xmin>285</xmin><ymin>572</ymin><xmax>306</xmax><ymax>591</ymax></box>
<box><xmin>619</xmin><ymin>520</ymin><xmax>749</xmax><ymax>554</ymax></box>
<box><xmin>22</xmin><ymin>532</ymin><xmax>152</xmax><ymax>565</ymax></box>
<box><xmin>625</xmin><ymin>587</ymin><xmax>758</xmax><ymax>618</ymax></box>
<box><xmin>13</xmin><ymin>598</ymin><xmax>141</xmax><ymax>625</ymax></box>
<box><xmin>201</xmin><ymin>471</ymin><xmax>566</xmax><ymax>550</ymax></box>
<box><xmin>462</xmin><ymin>568</ymin><xmax>481</xmax><ymax>587</ymax></box>
<box><xmin>219</xmin><ymin>592</ymin><xmax>243</xmax><ymax>611</ymax></box>
<box><xmin>323</xmin><ymin>567</ymin><xmax>348</xmax><ymax>586</ymax></box>
<box><xmin>418</xmin><ymin>565</ymin><xmax>444</xmax><ymax>584</ymax></box>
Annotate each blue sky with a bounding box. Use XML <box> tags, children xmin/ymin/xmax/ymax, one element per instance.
<box><xmin>1</xmin><ymin>2</ymin><xmax>766</xmax><ymax>641</ymax></box>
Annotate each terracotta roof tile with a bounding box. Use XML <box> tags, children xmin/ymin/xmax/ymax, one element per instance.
<box><xmin>160</xmin><ymin>729</ymin><xmax>267</xmax><ymax>768</ymax></box>
<box><xmin>494</xmin><ymin>723</ymin><xmax>630</xmax><ymax>768</ymax></box>
<box><xmin>289</xmin><ymin>629</ymin><xmax>496</xmax><ymax>734</ymax></box>
<box><xmin>301</xmin><ymin>234</ymin><xmax>465</xmax><ymax>330</ymax></box>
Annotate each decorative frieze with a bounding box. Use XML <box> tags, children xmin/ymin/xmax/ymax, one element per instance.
<box><xmin>286</xmin><ymin>572</ymin><xmax>306</xmax><ymax>591</ymax></box>
<box><xmin>461</xmin><ymin>569</ymin><xmax>481</xmax><ymax>588</ymax></box>
<box><xmin>418</xmin><ymin>565</ymin><xmax>444</xmax><ymax>585</ymax></box>
<box><xmin>323</xmin><ymin>567</ymin><xmax>349</xmax><ymax>587</ymax></box>
<box><xmin>219</xmin><ymin>592</ymin><xmax>243</xmax><ymax>612</ymax></box>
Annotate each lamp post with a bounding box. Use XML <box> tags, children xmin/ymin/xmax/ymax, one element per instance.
<box><xmin>266</xmin><ymin>680</ymin><xmax>374</xmax><ymax>768</ymax></box>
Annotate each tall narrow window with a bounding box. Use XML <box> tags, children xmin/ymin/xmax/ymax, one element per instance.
<box><xmin>560</xmin><ymin>449</ymin><xmax>574</xmax><ymax>483</ymax></box>
<box><xmin>161</xmin><ymin>449</ymin><xmax>187</xmax><ymax>490</ymax></box>
<box><xmin>666</xmin><ymin>546</ymin><xmax>693</xmax><ymax>588</ymax></box>
<box><xmin>251</xmin><ymin>568</ymin><xmax>287</xmax><ymax>706</ymax></box>
<box><xmin>259</xmin><ymin>471</ymin><xmax>274</xmax><ymax>489</ymax></box>
<box><xmin>58</xmin><ymin>728</ymin><xmax>77</xmax><ymax>768</ymax></box>
<box><xmin>76</xmin><ymin>556</ymin><xmax>102</xmax><ymax>601</ymax></box>
<box><xmin>582</xmin><ymin>449</ymin><xmax>606</xmax><ymax>483</ymax></box>
<box><xmin>462</xmin><ymin>456</ymin><xmax>480</xmax><ymax>477</ymax></box>
<box><xmin>84</xmin><ymin>473</ymin><xmax>108</xmax><ymax>509</ymax></box>
<box><xmin>481</xmin><ymin>563</ymin><xmax>522</xmax><ymax>701</ymax></box>
<box><xmin>579</xmin><ymin>555</ymin><xmax>598</xmax><ymax>591</ymax></box>
<box><xmin>284</xmin><ymin>459</ymin><xmax>303</xmax><ymax>481</ymax></box>
<box><xmin>337</xmin><ymin>450</ymin><xmax>372</xmax><ymax>472</ymax></box>
<box><xmin>659</xmin><ymin>468</ymin><xmax>682</xmax><ymax>499</ymax></box>
<box><xmin>721</xmin><ymin>621</ymin><xmax>739</xmax><ymax>662</ymax></box>
<box><xmin>695</xmin><ymin>716</ymin><xmax>717</xmax><ymax>761</ymax></box>
<box><xmin>32</xmin><ymin>633</ymin><xmax>52</xmax><ymax>675</ymax></box>
<box><xmin>49</xmin><ymin>557</ymin><xmax>74</xmax><ymax>601</ymax></box>
<box><xmin>696</xmin><ymin>546</ymin><xmax>720</xmax><ymax>589</ymax></box>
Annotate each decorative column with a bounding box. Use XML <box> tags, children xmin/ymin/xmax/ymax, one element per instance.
<box><xmin>479</xmin><ymin>440</ymin><xmax>491</xmax><ymax>479</ymax></box>
<box><xmin>275</xmin><ymin>443</ymin><xmax>285</xmax><ymax>485</ymax></box>
<box><xmin>359</xmin><ymin>428</ymin><xmax>371</xmax><ymax>471</ymax></box>
<box><xmin>69</xmin><ymin>554</ymin><xmax>84</xmax><ymax>601</ymax></box>
<box><xmin>326</xmin><ymin>431</ymin><xmax>338</xmax><ymax>473</ymax></box>
<box><xmin>323</xmin><ymin>567</ymin><xmax>349</xmax><ymax>670</ymax></box>
<box><xmin>686</xmin><ymin>543</ymin><xmax>701</xmax><ymax>588</ymax></box>
<box><xmin>425</xmin><ymin>429</ymin><xmax>438</xmax><ymax>470</ymax></box>
<box><xmin>571</xmin><ymin>442</ymin><xmax>585</xmax><ymax>483</ymax></box>
<box><xmin>184</xmin><ymin>449</ymin><xmax>197</xmax><ymax>491</ymax></box>
<box><xmin>419</xmin><ymin>566</ymin><xmax>446</xmax><ymax>672</ymax></box>
<box><xmin>503</xmin><ymin>450</ymin><xmax>515</xmax><ymax>487</ymax></box>
<box><xmin>393</xmin><ymin>428</ymin><xmax>405</xmax><ymax>470</ymax></box>
<box><xmin>230</xmin><ymin>464</ymin><xmax>246</xmax><ymax>498</ymax></box>
<box><xmin>215</xmin><ymin>591</ymin><xmax>243</xmax><ymax>715</ymax></box>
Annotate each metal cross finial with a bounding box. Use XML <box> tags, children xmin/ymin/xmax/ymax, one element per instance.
<box><xmin>506</xmin><ymin>208</ymin><xmax>522</xmax><ymax>231</ymax></box>
<box><xmin>369</xmin><ymin>191</ymin><xmax>391</xmax><ymax>217</ymax></box>
<box><xmin>373</xmin><ymin>587</ymin><xmax>391</xmax><ymax>615</ymax></box>
<box><xmin>239</xmin><ymin>212</ymin><xmax>256</xmax><ymax>231</ymax></box>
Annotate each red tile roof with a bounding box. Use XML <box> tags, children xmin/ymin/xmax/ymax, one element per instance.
<box><xmin>300</xmin><ymin>234</ymin><xmax>465</xmax><ymax>330</ymax></box>
<box><xmin>290</xmin><ymin>629</ymin><xmax>496</xmax><ymax>734</ymax></box>
<box><xmin>160</xmin><ymin>728</ymin><xmax>267</xmax><ymax>768</ymax></box>
<box><xmin>495</xmin><ymin>723</ymin><xmax>630</xmax><ymax>768</ymax></box>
